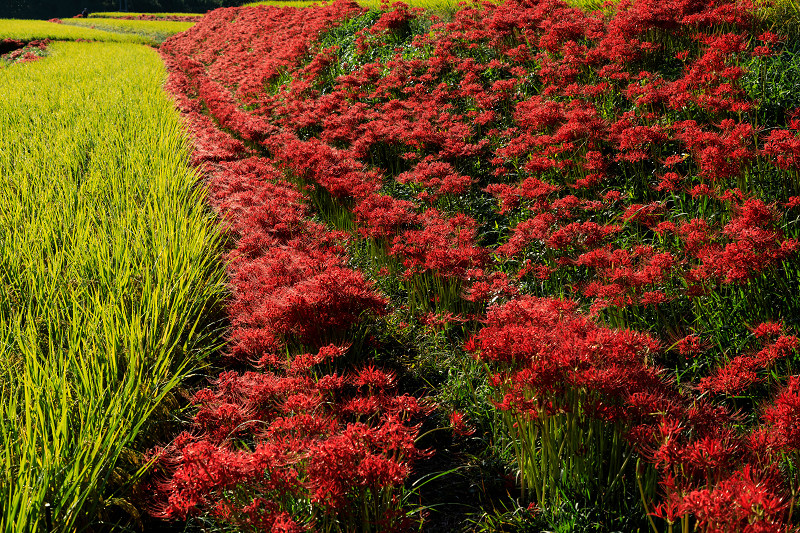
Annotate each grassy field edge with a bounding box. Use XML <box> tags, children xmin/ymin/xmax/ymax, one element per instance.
<box><xmin>0</xmin><ymin>40</ymin><xmax>227</xmax><ymax>533</ymax></box>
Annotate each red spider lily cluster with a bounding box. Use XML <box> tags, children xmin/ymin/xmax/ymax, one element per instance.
<box><xmin>153</xmin><ymin>31</ymin><xmax>431</xmax><ymax>527</ymax></box>
<box><xmin>155</xmin><ymin>0</ymin><xmax>800</xmax><ymax>529</ymax></box>
<box><xmin>0</xmin><ymin>39</ymin><xmax>49</xmax><ymax>64</ymax></box>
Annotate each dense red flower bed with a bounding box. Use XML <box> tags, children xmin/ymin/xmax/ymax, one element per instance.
<box><xmin>155</xmin><ymin>0</ymin><xmax>800</xmax><ymax>529</ymax></box>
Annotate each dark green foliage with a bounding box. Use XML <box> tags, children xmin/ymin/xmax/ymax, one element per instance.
<box><xmin>743</xmin><ymin>39</ymin><xmax>800</xmax><ymax>129</ymax></box>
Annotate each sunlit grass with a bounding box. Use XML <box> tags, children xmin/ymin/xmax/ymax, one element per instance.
<box><xmin>60</xmin><ymin>17</ymin><xmax>195</xmax><ymax>44</ymax></box>
<box><xmin>0</xmin><ymin>40</ymin><xmax>226</xmax><ymax>533</ymax></box>
<box><xmin>0</xmin><ymin>19</ymin><xmax>150</xmax><ymax>43</ymax></box>
<box><xmin>757</xmin><ymin>0</ymin><xmax>800</xmax><ymax>36</ymax></box>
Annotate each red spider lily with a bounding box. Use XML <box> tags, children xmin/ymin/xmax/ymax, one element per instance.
<box><xmin>389</xmin><ymin>209</ymin><xmax>487</xmax><ymax>279</ymax></box>
<box><xmin>690</xmin><ymin>199</ymin><xmax>800</xmax><ymax>284</ymax></box>
<box><xmin>153</xmin><ymin>0</ymin><xmax>800</xmax><ymax>526</ymax></box>
<box><xmin>679</xmin><ymin>466</ymin><xmax>788</xmax><ymax>533</ymax></box>
<box><xmin>675</xmin><ymin>334</ymin><xmax>707</xmax><ymax>358</ymax></box>
<box><xmin>758</xmin><ymin>376</ymin><xmax>800</xmax><ymax>454</ymax></box>
<box><xmin>697</xmin><ymin>335</ymin><xmax>799</xmax><ymax>395</ymax></box>
<box><xmin>469</xmin><ymin>296</ymin><xmax>663</xmax><ymax>412</ymax></box>
<box><xmin>762</xmin><ymin>129</ymin><xmax>800</xmax><ymax>170</ymax></box>
<box><xmin>396</xmin><ymin>159</ymin><xmax>475</xmax><ymax>200</ymax></box>
<box><xmin>449</xmin><ymin>411</ymin><xmax>476</xmax><ymax>436</ymax></box>
<box><xmin>353</xmin><ymin>193</ymin><xmax>418</xmax><ymax>240</ymax></box>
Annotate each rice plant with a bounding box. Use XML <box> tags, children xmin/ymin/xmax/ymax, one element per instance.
<box><xmin>0</xmin><ymin>19</ymin><xmax>150</xmax><ymax>43</ymax></box>
<box><xmin>59</xmin><ymin>18</ymin><xmax>195</xmax><ymax>44</ymax></box>
<box><xmin>0</xmin><ymin>40</ymin><xmax>226</xmax><ymax>533</ymax></box>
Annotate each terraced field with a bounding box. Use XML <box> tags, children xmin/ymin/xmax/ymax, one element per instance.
<box><xmin>4</xmin><ymin>0</ymin><xmax>800</xmax><ymax>531</ymax></box>
<box><xmin>0</xmin><ymin>28</ymin><xmax>224</xmax><ymax>533</ymax></box>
